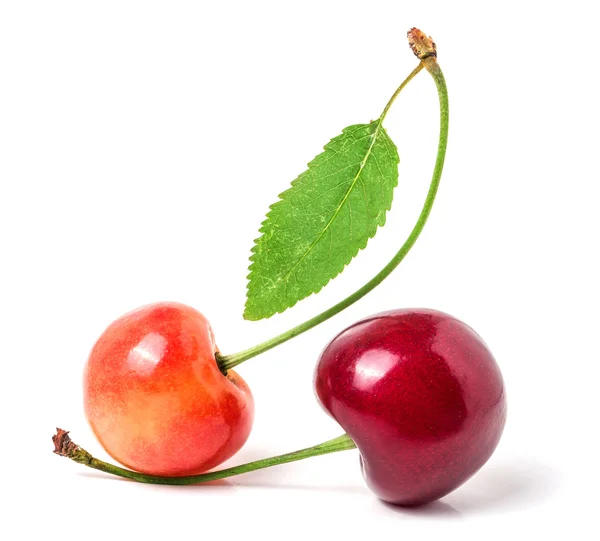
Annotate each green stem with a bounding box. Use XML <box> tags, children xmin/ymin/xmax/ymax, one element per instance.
<box><xmin>380</xmin><ymin>63</ymin><xmax>423</xmax><ymax>122</ymax></box>
<box><xmin>218</xmin><ymin>55</ymin><xmax>449</xmax><ymax>372</ymax></box>
<box><xmin>53</xmin><ymin>429</ymin><xmax>356</xmax><ymax>485</ymax></box>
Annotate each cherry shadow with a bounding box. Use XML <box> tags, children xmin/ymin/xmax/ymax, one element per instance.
<box><xmin>77</xmin><ymin>468</ymin><xmax>365</xmax><ymax>496</ymax></box>
<box><xmin>376</xmin><ymin>458</ymin><xmax>557</xmax><ymax>518</ymax></box>
<box><xmin>232</xmin><ymin>478</ymin><xmax>367</xmax><ymax>495</ymax></box>
<box><xmin>77</xmin><ymin>454</ymin><xmax>557</xmax><ymax>516</ymax></box>
<box><xmin>382</xmin><ymin>499</ymin><xmax>463</xmax><ymax>518</ymax></box>
<box><xmin>77</xmin><ymin>471</ymin><xmax>233</xmax><ymax>489</ymax></box>
<box><xmin>442</xmin><ymin>458</ymin><xmax>558</xmax><ymax>514</ymax></box>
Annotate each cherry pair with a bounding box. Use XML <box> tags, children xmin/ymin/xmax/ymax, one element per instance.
<box><xmin>54</xmin><ymin>28</ymin><xmax>506</xmax><ymax>507</ymax></box>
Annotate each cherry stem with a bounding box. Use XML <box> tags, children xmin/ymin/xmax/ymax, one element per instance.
<box><xmin>52</xmin><ymin>429</ymin><xmax>356</xmax><ymax>485</ymax></box>
<box><xmin>218</xmin><ymin>30</ymin><xmax>449</xmax><ymax>373</ymax></box>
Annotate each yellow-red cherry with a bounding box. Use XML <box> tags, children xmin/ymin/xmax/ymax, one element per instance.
<box><xmin>84</xmin><ymin>302</ymin><xmax>253</xmax><ymax>476</ymax></box>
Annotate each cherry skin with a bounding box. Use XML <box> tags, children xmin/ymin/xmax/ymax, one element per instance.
<box><xmin>315</xmin><ymin>308</ymin><xmax>506</xmax><ymax>506</ymax></box>
<box><xmin>84</xmin><ymin>302</ymin><xmax>254</xmax><ymax>476</ymax></box>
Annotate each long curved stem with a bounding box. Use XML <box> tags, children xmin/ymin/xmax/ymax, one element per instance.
<box><xmin>218</xmin><ymin>55</ymin><xmax>449</xmax><ymax>372</ymax></box>
<box><xmin>53</xmin><ymin>429</ymin><xmax>356</xmax><ymax>485</ymax></box>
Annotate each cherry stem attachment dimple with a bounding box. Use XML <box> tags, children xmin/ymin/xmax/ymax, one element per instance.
<box><xmin>52</xmin><ymin>429</ymin><xmax>356</xmax><ymax>485</ymax></box>
<box><xmin>217</xmin><ymin>29</ymin><xmax>449</xmax><ymax>373</ymax></box>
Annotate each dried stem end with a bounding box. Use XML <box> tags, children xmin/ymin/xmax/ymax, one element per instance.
<box><xmin>407</xmin><ymin>28</ymin><xmax>437</xmax><ymax>60</ymax></box>
<box><xmin>53</xmin><ymin>428</ymin><xmax>92</xmax><ymax>465</ymax></box>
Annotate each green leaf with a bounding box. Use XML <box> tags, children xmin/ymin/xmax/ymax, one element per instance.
<box><xmin>244</xmin><ymin>121</ymin><xmax>399</xmax><ymax>320</ymax></box>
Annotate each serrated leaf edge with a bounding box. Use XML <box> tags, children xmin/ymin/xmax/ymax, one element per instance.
<box><xmin>244</xmin><ymin>122</ymin><xmax>399</xmax><ymax>321</ymax></box>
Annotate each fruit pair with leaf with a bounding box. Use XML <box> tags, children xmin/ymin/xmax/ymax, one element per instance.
<box><xmin>54</xmin><ymin>29</ymin><xmax>506</xmax><ymax>507</ymax></box>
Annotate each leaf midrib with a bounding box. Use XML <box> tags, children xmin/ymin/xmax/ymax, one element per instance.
<box><xmin>272</xmin><ymin>120</ymin><xmax>385</xmax><ymax>291</ymax></box>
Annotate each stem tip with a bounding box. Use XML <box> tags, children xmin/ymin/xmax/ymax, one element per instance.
<box><xmin>52</xmin><ymin>428</ymin><xmax>92</xmax><ymax>464</ymax></box>
<box><xmin>407</xmin><ymin>28</ymin><xmax>437</xmax><ymax>60</ymax></box>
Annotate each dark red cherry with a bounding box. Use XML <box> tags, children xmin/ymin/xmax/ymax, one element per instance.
<box><xmin>315</xmin><ymin>308</ymin><xmax>506</xmax><ymax>506</ymax></box>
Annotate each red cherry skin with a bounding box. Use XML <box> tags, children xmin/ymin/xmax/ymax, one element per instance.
<box><xmin>315</xmin><ymin>308</ymin><xmax>506</xmax><ymax>506</ymax></box>
<box><xmin>84</xmin><ymin>302</ymin><xmax>254</xmax><ymax>476</ymax></box>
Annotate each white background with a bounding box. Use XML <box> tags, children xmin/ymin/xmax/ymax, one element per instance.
<box><xmin>1</xmin><ymin>1</ymin><xmax>598</xmax><ymax>539</ymax></box>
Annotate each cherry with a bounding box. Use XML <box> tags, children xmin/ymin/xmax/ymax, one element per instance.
<box><xmin>83</xmin><ymin>302</ymin><xmax>254</xmax><ymax>476</ymax></box>
<box><xmin>315</xmin><ymin>308</ymin><xmax>506</xmax><ymax>506</ymax></box>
